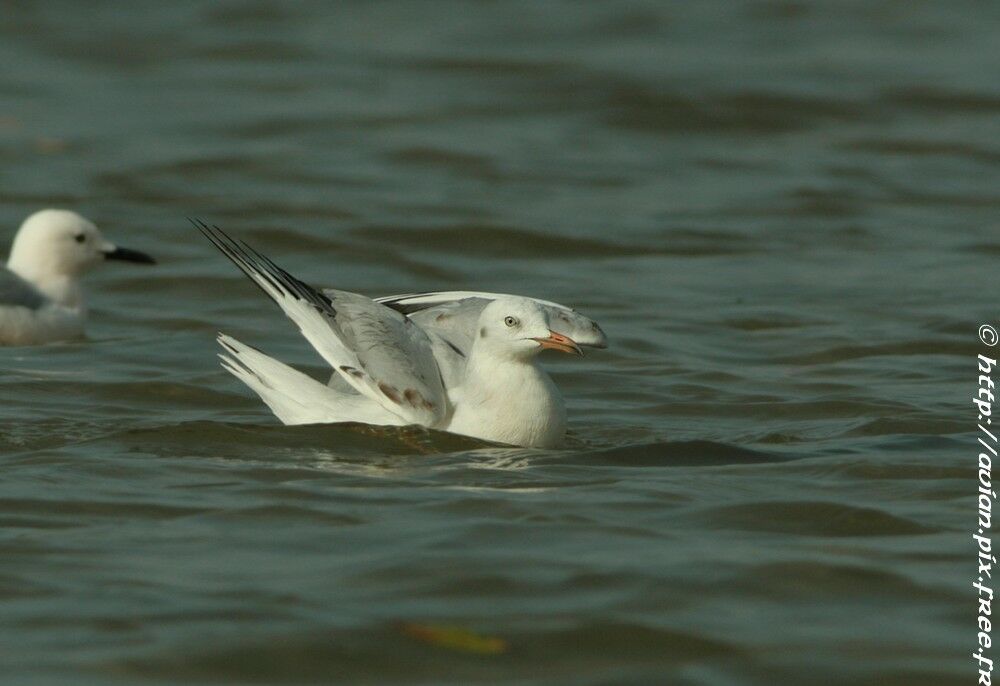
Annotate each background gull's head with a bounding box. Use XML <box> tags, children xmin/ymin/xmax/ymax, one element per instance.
<box><xmin>7</xmin><ymin>209</ymin><xmax>155</xmax><ymax>283</ymax></box>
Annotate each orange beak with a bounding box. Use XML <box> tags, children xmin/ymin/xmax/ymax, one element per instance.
<box><xmin>532</xmin><ymin>330</ymin><xmax>583</xmax><ymax>355</ymax></box>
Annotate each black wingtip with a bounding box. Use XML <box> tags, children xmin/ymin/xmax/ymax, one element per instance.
<box><xmin>195</xmin><ymin>218</ymin><xmax>336</xmax><ymax>316</ymax></box>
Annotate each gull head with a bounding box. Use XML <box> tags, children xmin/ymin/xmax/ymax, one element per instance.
<box><xmin>7</xmin><ymin>209</ymin><xmax>155</xmax><ymax>281</ymax></box>
<box><xmin>475</xmin><ymin>297</ymin><xmax>583</xmax><ymax>361</ymax></box>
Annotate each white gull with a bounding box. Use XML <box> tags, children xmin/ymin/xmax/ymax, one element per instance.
<box><xmin>199</xmin><ymin>222</ymin><xmax>607</xmax><ymax>448</ymax></box>
<box><xmin>0</xmin><ymin>209</ymin><xmax>155</xmax><ymax>345</ymax></box>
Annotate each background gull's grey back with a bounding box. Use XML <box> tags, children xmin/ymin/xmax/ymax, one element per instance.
<box><xmin>0</xmin><ymin>2</ymin><xmax>987</xmax><ymax>684</ymax></box>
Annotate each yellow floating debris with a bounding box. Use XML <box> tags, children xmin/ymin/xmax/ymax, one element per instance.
<box><xmin>399</xmin><ymin>622</ymin><xmax>509</xmax><ymax>655</ymax></box>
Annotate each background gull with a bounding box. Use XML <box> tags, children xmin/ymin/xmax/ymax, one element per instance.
<box><xmin>199</xmin><ymin>221</ymin><xmax>606</xmax><ymax>448</ymax></box>
<box><xmin>0</xmin><ymin>209</ymin><xmax>156</xmax><ymax>345</ymax></box>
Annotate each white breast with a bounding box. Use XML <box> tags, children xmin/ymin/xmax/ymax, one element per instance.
<box><xmin>445</xmin><ymin>359</ymin><xmax>567</xmax><ymax>448</ymax></box>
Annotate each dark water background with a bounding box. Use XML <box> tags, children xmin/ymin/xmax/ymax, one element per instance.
<box><xmin>0</xmin><ymin>1</ymin><xmax>990</xmax><ymax>684</ymax></box>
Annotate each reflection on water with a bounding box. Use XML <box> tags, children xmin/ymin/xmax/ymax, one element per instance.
<box><xmin>0</xmin><ymin>1</ymin><xmax>981</xmax><ymax>684</ymax></box>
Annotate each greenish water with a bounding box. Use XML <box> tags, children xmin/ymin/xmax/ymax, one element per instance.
<box><xmin>0</xmin><ymin>2</ymin><xmax>988</xmax><ymax>684</ymax></box>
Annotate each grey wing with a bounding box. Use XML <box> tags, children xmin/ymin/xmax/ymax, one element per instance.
<box><xmin>0</xmin><ymin>267</ymin><xmax>47</xmax><ymax>310</ymax></box>
<box><xmin>380</xmin><ymin>296</ymin><xmax>492</xmax><ymax>354</ymax></box>
<box><xmin>375</xmin><ymin>291</ymin><xmax>608</xmax><ymax>351</ymax></box>
<box><xmin>323</xmin><ymin>289</ymin><xmax>450</xmax><ymax>420</ymax></box>
<box><xmin>200</xmin><ymin>223</ymin><xmax>448</xmax><ymax>426</ymax></box>
<box><xmin>323</xmin><ymin>292</ymin><xmax>482</xmax><ymax>391</ymax></box>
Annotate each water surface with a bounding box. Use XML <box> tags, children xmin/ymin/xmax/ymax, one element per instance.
<box><xmin>0</xmin><ymin>2</ymin><xmax>985</xmax><ymax>684</ymax></box>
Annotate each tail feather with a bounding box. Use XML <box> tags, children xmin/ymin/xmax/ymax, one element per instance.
<box><xmin>217</xmin><ymin>334</ymin><xmax>404</xmax><ymax>427</ymax></box>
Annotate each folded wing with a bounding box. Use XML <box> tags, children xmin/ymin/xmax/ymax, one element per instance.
<box><xmin>199</xmin><ymin>222</ymin><xmax>448</xmax><ymax>427</ymax></box>
<box><xmin>0</xmin><ymin>267</ymin><xmax>47</xmax><ymax>310</ymax></box>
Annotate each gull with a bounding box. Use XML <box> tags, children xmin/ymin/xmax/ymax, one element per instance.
<box><xmin>199</xmin><ymin>222</ymin><xmax>607</xmax><ymax>448</ymax></box>
<box><xmin>0</xmin><ymin>209</ymin><xmax>156</xmax><ymax>345</ymax></box>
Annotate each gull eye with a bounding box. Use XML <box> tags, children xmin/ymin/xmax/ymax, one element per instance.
<box><xmin>74</xmin><ymin>233</ymin><xmax>86</xmax><ymax>243</ymax></box>
<box><xmin>503</xmin><ymin>316</ymin><xmax>518</xmax><ymax>328</ymax></box>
